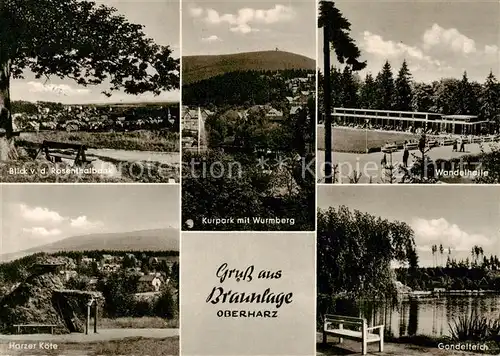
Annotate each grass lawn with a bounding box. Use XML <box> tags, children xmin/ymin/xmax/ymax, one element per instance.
<box><xmin>99</xmin><ymin>317</ymin><xmax>179</xmax><ymax>329</ymax></box>
<box><xmin>19</xmin><ymin>130</ymin><xmax>179</xmax><ymax>152</ymax></box>
<box><xmin>318</xmin><ymin>126</ymin><xmax>419</xmax><ymax>153</ymax></box>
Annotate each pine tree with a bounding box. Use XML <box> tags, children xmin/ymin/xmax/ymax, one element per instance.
<box><xmin>394</xmin><ymin>60</ymin><xmax>413</xmax><ymax>111</ymax></box>
<box><xmin>330</xmin><ymin>67</ymin><xmax>343</xmax><ymax>107</ymax></box>
<box><xmin>458</xmin><ymin>71</ymin><xmax>480</xmax><ymax>115</ymax></box>
<box><xmin>480</xmin><ymin>71</ymin><xmax>500</xmax><ymax>131</ymax></box>
<box><xmin>340</xmin><ymin>66</ymin><xmax>359</xmax><ymax>108</ymax></box>
<box><xmin>375</xmin><ymin>61</ymin><xmax>395</xmax><ymax>110</ymax></box>
<box><xmin>359</xmin><ymin>73</ymin><xmax>378</xmax><ymax>109</ymax></box>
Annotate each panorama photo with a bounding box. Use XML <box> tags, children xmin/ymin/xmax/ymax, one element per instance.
<box><xmin>0</xmin><ymin>0</ymin><xmax>180</xmax><ymax>183</ymax></box>
<box><xmin>318</xmin><ymin>0</ymin><xmax>500</xmax><ymax>184</ymax></box>
<box><xmin>182</xmin><ymin>0</ymin><xmax>316</xmax><ymax>231</ymax></box>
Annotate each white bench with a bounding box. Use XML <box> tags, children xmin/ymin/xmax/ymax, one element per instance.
<box><xmin>322</xmin><ymin>314</ymin><xmax>384</xmax><ymax>355</ymax></box>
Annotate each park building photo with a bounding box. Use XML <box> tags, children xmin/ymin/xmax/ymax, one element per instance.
<box><xmin>318</xmin><ymin>0</ymin><xmax>500</xmax><ymax>184</ymax></box>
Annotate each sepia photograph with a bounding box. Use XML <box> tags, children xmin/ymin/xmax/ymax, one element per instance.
<box><xmin>0</xmin><ymin>185</ymin><xmax>180</xmax><ymax>356</ymax></box>
<box><xmin>181</xmin><ymin>0</ymin><xmax>316</xmax><ymax>231</ymax></box>
<box><xmin>0</xmin><ymin>0</ymin><xmax>180</xmax><ymax>183</ymax></box>
<box><xmin>318</xmin><ymin>0</ymin><xmax>500</xmax><ymax>184</ymax></box>
<box><xmin>181</xmin><ymin>232</ymin><xmax>315</xmax><ymax>356</ymax></box>
<box><xmin>317</xmin><ymin>185</ymin><xmax>500</xmax><ymax>355</ymax></box>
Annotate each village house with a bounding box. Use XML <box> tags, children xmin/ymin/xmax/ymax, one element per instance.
<box><xmin>101</xmin><ymin>263</ymin><xmax>121</xmax><ymax>273</ymax></box>
<box><xmin>148</xmin><ymin>256</ymin><xmax>178</xmax><ymax>268</ymax></box>
<box><xmin>101</xmin><ymin>254</ymin><xmax>114</xmax><ymax>262</ymax></box>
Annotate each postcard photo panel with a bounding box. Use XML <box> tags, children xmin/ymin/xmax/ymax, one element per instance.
<box><xmin>318</xmin><ymin>0</ymin><xmax>500</xmax><ymax>184</ymax></box>
<box><xmin>317</xmin><ymin>184</ymin><xmax>500</xmax><ymax>355</ymax></box>
<box><xmin>181</xmin><ymin>0</ymin><xmax>317</xmax><ymax>231</ymax></box>
<box><xmin>1</xmin><ymin>0</ymin><xmax>180</xmax><ymax>183</ymax></box>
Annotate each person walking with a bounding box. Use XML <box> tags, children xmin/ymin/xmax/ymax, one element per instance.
<box><xmin>452</xmin><ymin>139</ymin><xmax>457</xmax><ymax>152</ymax></box>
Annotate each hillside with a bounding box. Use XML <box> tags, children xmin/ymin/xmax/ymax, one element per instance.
<box><xmin>0</xmin><ymin>228</ymin><xmax>179</xmax><ymax>262</ymax></box>
<box><xmin>182</xmin><ymin>50</ymin><xmax>315</xmax><ymax>85</ymax></box>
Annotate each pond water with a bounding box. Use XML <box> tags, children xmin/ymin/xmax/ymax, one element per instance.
<box><xmin>329</xmin><ymin>295</ymin><xmax>500</xmax><ymax>338</ymax></box>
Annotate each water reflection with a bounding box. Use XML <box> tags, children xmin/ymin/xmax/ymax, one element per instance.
<box><xmin>328</xmin><ymin>295</ymin><xmax>500</xmax><ymax>337</ymax></box>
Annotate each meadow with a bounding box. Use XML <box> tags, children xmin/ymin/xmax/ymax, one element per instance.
<box><xmin>18</xmin><ymin>130</ymin><xmax>180</xmax><ymax>152</ymax></box>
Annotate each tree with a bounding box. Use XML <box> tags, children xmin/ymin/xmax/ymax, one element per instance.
<box><xmin>375</xmin><ymin>61</ymin><xmax>395</xmax><ymax>110</ymax></box>
<box><xmin>339</xmin><ymin>66</ymin><xmax>359</xmax><ymax>108</ymax></box>
<box><xmin>439</xmin><ymin>244</ymin><xmax>444</xmax><ymax>267</ymax></box>
<box><xmin>480</xmin><ymin>71</ymin><xmax>500</xmax><ymax>131</ymax></box>
<box><xmin>154</xmin><ymin>287</ymin><xmax>177</xmax><ymax>319</ymax></box>
<box><xmin>411</xmin><ymin>83</ymin><xmax>434</xmax><ymax>112</ymax></box>
<box><xmin>394</xmin><ymin>60</ymin><xmax>413</xmax><ymax>111</ymax></box>
<box><xmin>317</xmin><ymin>206</ymin><xmax>417</xmax><ymax>300</ymax></box>
<box><xmin>0</xmin><ymin>0</ymin><xmax>179</xmax><ymax>159</ymax></box>
<box><xmin>432</xmin><ymin>245</ymin><xmax>437</xmax><ymax>267</ymax></box>
<box><xmin>319</xmin><ymin>0</ymin><xmax>366</xmax><ymax>183</ymax></box>
<box><xmin>329</xmin><ymin>67</ymin><xmax>343</xmax><ymax>107</ymax></box>
<box><xmin>458</xmin><ymin>72</ymin><xmax>480</xmax><ymax>115</ymax></box>
<box><xmin>432</xmin><ymin>79</ymin><xmax>461</xmax><ymax>114</ymax></box>
<box><xmin>318</xmin><ymin>1</ymin><xmax>367</xmax><ymax>71</ymax></box>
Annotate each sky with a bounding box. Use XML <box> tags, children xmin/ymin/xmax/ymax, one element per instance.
<box><xmin>0</xmin><ymin>185</ymin><xmax>180</xmax><ymax>254</ymax></box>
<box><xmin>317</xmin><ymin>185</ymin><xmax>500</xmax><ymax>267</ymax></box>
<box><xmin>182</xmin><ymin>0</ymin><xmax>316</xmax><ymax>58</ymax></box>
<box><xmin>181</xmin><ymin>232</ymin><xmax>315</xmax><ymax>356</ymax></box>
<box><xmin>11</xmin><ymin>0</ymin><xmax>180</xmax><ymax>105</ymax></box>
<box><xmin>318</xmin><ymin>0</ymin><xmax>500</xmax><ymax>83</ymax></box>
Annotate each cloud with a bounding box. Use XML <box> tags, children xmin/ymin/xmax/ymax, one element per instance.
<box><xmin>204</xmin><ymin>5</ymin><xmax>295</xmax><ymax>34</ymax></box>
<box><xmin>19</xmin><ymin>204</ymin><xmax>65</xmax><ymax>223</ymax></box>
<box><xmin>422</xmin><ymin>24</ymin><xmax>477</xmax><ymax>54</ymax></box>
<box><xmin>22</xmin><ymin>227</ymin><xmax>62</xmax><ymax>237</ymax></box>
<box><xmin>484</xmin><ymin>45</ymin><xmax>499</xmax><ymax>55</ymax></box>
<box><xmin>189</xmin><ymin>5</ymin><xmax>203</xmax><ymax>18</ymax></box>
<box><xmin>201</xmin><ymin>35</ymin><xmax>222</xmax><ymax>43</ymax></box>
<box><xmin>70</xmin><ymin>216</ymin><xmax>101</xmax><ymax>229</ymax></box>
<box><xmin>27</xmin><ymin>81</ymin><xmax>90</xmax><ymax>96</ymax></box>
<box><xmin>411</xmin><ymin>217</ymin><xmax>492</xmax><ymax>252</ymax></box>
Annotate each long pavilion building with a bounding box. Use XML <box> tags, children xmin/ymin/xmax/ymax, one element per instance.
<box><xmin>332</xmin><ymin>108</ymin><xmax>490</xmax><ymax>135</ymax></box>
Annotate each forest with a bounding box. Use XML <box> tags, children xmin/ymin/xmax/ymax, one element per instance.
<box><xmin>182</xmin><ymin>69</ymin><xmax>314</xmax><ymax>106</ymax></box>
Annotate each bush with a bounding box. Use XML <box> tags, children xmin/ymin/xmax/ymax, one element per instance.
<box><xmin>449</xmin><ymin>313</ymin><xmax>500</xmax><ymax>342</ymax></box>
<box><xmin>154</xmin><ymin>288</ymin><xmax>177</xmax><ymax>319</ymax></box>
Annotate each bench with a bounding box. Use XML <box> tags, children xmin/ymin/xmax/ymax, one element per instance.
<box><xmin>35</xmin><ymin>140</ymin><xmax>94</xmax><ymax>166</ymax></box>
<box><xmin>13</xmin><ymin>324</ymin><xmax>57</xmax><ymax>335</ymax></box>
<box><xmin>322</xmin><ymin>314</ymin><xmax>384</xmax><ymax>355</ymax></box>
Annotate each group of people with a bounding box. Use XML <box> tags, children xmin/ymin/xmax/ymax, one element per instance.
<box><xmin>380</xmin><ymin>141</ymin><xmax>411</xmax><ymax>168</ymax></box>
